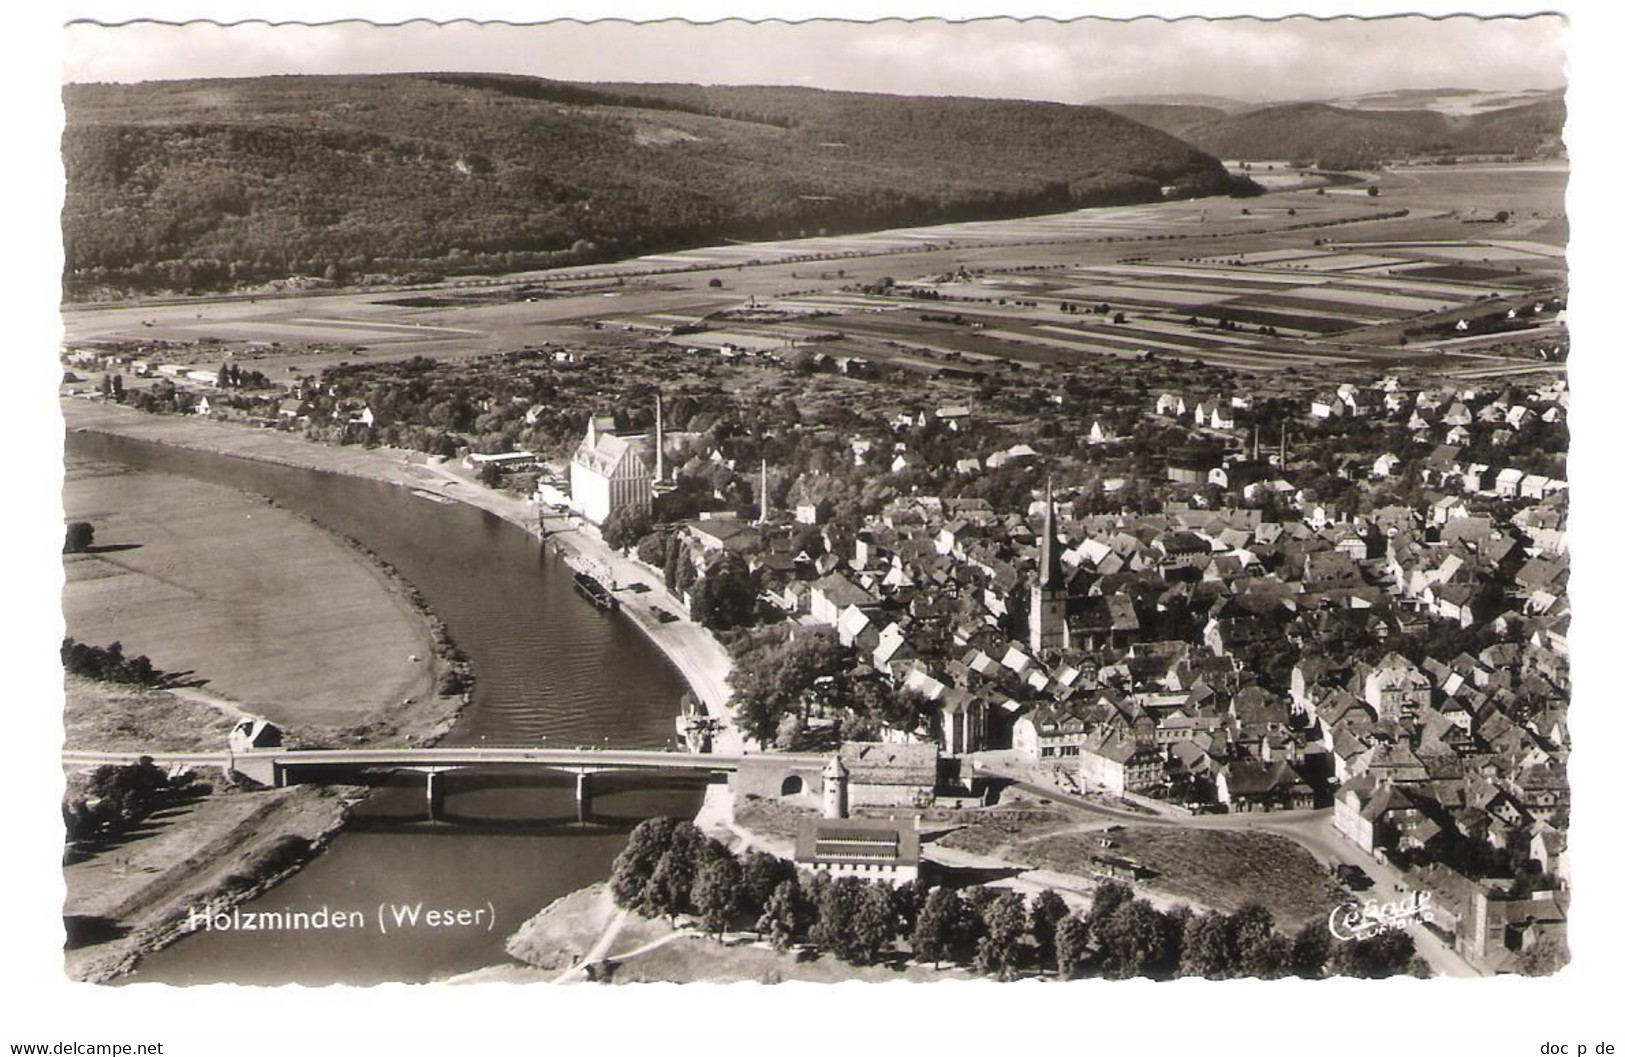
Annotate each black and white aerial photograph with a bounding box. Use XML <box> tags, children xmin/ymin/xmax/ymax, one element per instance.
<box><xmin>10</xmin><ymin>0</ymin><xmax>1620</xmax><ymax>1052</ymax></box>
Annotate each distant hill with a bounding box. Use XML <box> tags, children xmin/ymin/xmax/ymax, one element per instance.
<box><xmin>1320</xmin><ymin>86</ymin><xmax>1563</xmax><ymax>116</ymax></box>
<box><xmin>1102</xmin><ymin>93</ymin><xmax>1565</xmax><ymax>167</ymax></box>
<box><xmin>1090</xmin><ymin>92</ymin><xmax>1254</xmax><ymax>111</ymax></box>
<box><xmin>62</xmin><ymin>74</ymin><xmax>1254</xmax><ymax>296</ymax></box>
<box><xmin>1096</xmin><ymin>104</ymin><xmax>1229</xmax><ymax>139</ymax></box>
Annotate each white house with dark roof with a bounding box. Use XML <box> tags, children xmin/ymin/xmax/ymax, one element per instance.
<box><xmin>794</xmin><ymin>816</ymin><xmax>921</xmax><ymax>886</ymax></box>
<box><xmin>570</xmin><ymin>415</ymin><xmax>652</xmax><ymax>525</ymax></box>
<box><xmin>1077</xmin><ymin>727</ymin><xmax>1163</xmax><ymax>795</ymax></box>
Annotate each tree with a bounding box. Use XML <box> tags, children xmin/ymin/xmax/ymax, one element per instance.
<box><xmin>877</xmin><ymin>687</ymin><xmax>933</xmax><ymax>736</ymax></box>
<box><xmin>891</xmin><ymin>879</ymin><xmax>923</xmax><ymax>933</ymax></box>
<box><xmin>912</xmin><ymin>888</ymin><xmax>961</xmax><ymax>968</ymax></box>
<box><xmin>602</xmin><ymin>505</ymin><xmax>653</xmax><ymax>552</ymax></box>
<box><xmin>609</xmin><ymin>817</ymin><xmax>681</xmax><ymax>910</ymax></box>
<box><xmin>1515</xmin><ymin>931</ymin><xmax>1568</xmax><ymax>976</ymax></box>
<box><xmin>849</xmin><ymin>882</ymin><xmax>900</xmax><ymax>966</ymax></box>
<box><xmin>810</xmin><ymin>876</ymin><xmax>897</xmax><ymax>966</ymax></box>
<box><xmin>643</xmin><ymin>855</ymin><xmax>682</xmax><ymax>923</ymax></box>
<box><xmin>1087</xmin><ymin>880</ymin><xmax>1134</xmax><ymax>928</ymax></box>
<box><xmin>634</xmin><ymin>530</ymin><xmax>668</xmax><ymax>568</ymax></box>
<box><xmin>975</xmin><ymin>890</ymin><xmax>1029</xmax><ymax>980</ymax></box>
<box><xmin>1229</xmin><ymin>902</ymin><xmax>1279</xmax><ymax>976</ymax></box>
<box><xmin>663</xmin><ymin>540</ymin><xmax>686</xmax><ymax>590</ymax></box>
<box><xmin>1054</xmin><ymin>915</ymin><xmax>1090</xmax><ymax>980</ymax></box>
<box><xmin>757</xmin><ymin>878</ymin><xmax>803</xmax><ymax>950</ymax></box>
<box><xmin>1028</xmin><ymin>889</ymin><xmax>1070</xmax><ymax>967</ymax></box>
<box><xmin>692</xmin><ymin>855</ymin><xmax>742</xmax><ymax>937</ymax></box>
<box><xmin>729</xmin><ymin>626</ymin><xmax>848</xmax><ymax>744</ymax></box>
<box><xmin>1290</xmin><ymin>919</ymin><xmax>1333</xmax><ymax>978</ymax></box>
<box><xmin>1094</xmin><ymin>899</ymin><xmax>1178</xmax><ymax>980</ymax></box>
<box><xmin>1181</xmin><ymin>910</ymin><xmax>1236</xmax><ymax>979</ymax></box>
<box><xmin>64</xmin><ymin>521</ymin><xmax>95</xmax><ymax>554</ymax></box>
<box><xmin>607</xmin><ymin>817</ymin><xmax>719</xmax><ymax>918</ymax></box>
<box><xmin>1326</xmin><ymin>929</ymin><xmax>1420</xmax><ymax>979</ymax></box>
<box><xmin>691</xmin><ymin>552</ymin><xmax>755</xmax><ymax>631</ymax></box>
<box><xmin>739</xmin><ymin>849</ymin><xmax>792</xmax><ymax>918</ymax></box>
<box><xmin>953</xmin><ymin>885</ymin><xmax>996</xmax><ymax>963</ymax></box>
<box><xmin>73</xmin><ymin>758</ymin><xmax>172</xmax><ymax>837</ymax></box>
<box><xmin>1247</xmin><ymin>934</ymin><xmax>1295</xmax><ymax>979</ymax></box>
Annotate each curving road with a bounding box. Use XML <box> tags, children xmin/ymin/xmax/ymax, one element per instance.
<box><xmin>975</xmin><ymin>759</ymin><xmax>1480</xmax><ymax>978</ymax></box>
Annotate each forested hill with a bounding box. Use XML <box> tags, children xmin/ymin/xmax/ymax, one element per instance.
<box><xmin>1101</xmin><ymin>97</ymin><xmax>1566</xmax><ymax>168</ymax></box>
<box><xmin>62</xmin><ymin>74</ymin><xmax>1254</xmax><ymax>297</ymax></box>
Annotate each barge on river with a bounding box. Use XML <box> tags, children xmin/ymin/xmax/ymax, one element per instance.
<box><xmin>572</xmin><ymin>569</ymin><xmax>618</xmax><ymax>610</ymax></box>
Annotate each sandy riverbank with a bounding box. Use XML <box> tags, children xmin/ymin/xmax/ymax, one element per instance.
<box><xmin>62</xmin><ymin>446</ymin><xmax>464</xmax><ymax>746</ymax></box>
<box><xmin>62</xmin><ymin>397</ymin><xmax>742</xmax><ymax>749</ymax></box>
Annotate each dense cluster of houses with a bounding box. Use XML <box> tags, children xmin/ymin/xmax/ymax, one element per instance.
<box><xmin>72</xmin><ymin>333</ymin><xmax>1571</xmax><ymax>967</ymax></box>
<box><xmin>636</xmin><ymin>370</ymin><xmax>1571</xmax><ymax>967</ymax></box>
<box><xmin>1153</xmin><ymin>374</ymin><xmax>1568</xmax><ymax>494</ymax></box>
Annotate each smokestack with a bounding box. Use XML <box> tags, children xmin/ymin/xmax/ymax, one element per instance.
<box><xmin>758</xmin><ymin>459</ymin><xmax>769</xmax><ymax>525</ymax></box>
<box><xmin>1279</xmin><ymin>422</ymin><xmax>1287</xmax><ymax>467</ymax></box>
<box><xmin>654</xmin><ymin>393</ymin><xmax>665</xmax><ymax>484</ymax></box>
<box><xmin>1252</xmin><ymin>423</ymin><xmax>1259</xmax><ymax>464</ymax></box>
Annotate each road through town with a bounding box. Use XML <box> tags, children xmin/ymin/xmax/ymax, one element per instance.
<box><xmin>977</xmin><ymin>759</ymin><xmax>1480</xmax><ymax>978</ymax></box>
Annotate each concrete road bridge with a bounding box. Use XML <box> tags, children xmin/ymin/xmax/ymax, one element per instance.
<box><xmin>62</xmin><ymin>746</ymin><xmax>831</xmax><ymax>821</ymax></box>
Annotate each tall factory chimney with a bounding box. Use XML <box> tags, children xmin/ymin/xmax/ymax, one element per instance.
<box><xmin>654</xmin><ymin>393</ymin><xmax>665</xmax><ymax>484</ymax></box>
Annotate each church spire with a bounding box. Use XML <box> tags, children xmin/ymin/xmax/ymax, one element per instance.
<box><xmin>1039</xmin><ymin>478</ymin><xmax>1061</xmax><ymax>589</ymax></box>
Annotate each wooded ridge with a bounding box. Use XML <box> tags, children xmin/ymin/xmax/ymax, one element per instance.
<box><xmin>63</xmin><ymin>73</ymin><xmax>1257</xmax><ymax>296</ymax></box>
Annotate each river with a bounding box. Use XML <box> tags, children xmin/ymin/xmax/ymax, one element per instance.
<box><xmin>65</xmin><ymin>431</ymin><xmax>705</xmax><ymax>985</ymax></box>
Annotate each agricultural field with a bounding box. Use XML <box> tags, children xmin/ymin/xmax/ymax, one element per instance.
<box><xmin>752</xmin><ymin>236</ymin><xmax>1562</xmax><ymax>372</ymax></box>
<box><xmin>61</xmin><ymin>162</ymin><xmax>1565</xmax><ymax>381</ymax></box>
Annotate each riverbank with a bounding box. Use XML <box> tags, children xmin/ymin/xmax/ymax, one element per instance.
<box><xmin>64</xmin><ymin>780</ymin><xmax>362</xmax><ymax>983</ymax></box>
<box><xmin>61</xmin><ymin>398</ymin><xmax>749</xmax><ymax>984</ymax></box>
<box><xmin>61</xmin><ymin>397</ymin><xmax>742</xmax><ymax>750</ymax></box>
<box><xmin>62</xmin><ymin>447</ymin><xmax>460</xmax><ymax>746</ymax></box>
<box><xmin>470</xmin><ymin>882</ymin><xmax>967</xmax><ymax>985</ymax></box>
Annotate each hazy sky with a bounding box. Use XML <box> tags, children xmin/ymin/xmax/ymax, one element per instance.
<box><xmin>62</xmin><ymin>15</ymin><xmax>1566</xmax><ymax>104</ymax></box>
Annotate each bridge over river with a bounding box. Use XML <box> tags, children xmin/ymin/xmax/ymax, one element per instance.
<box><xmin>62</xmin><ymin>746</ymin><xmax>832</xmax><ymax>820</ymax></box>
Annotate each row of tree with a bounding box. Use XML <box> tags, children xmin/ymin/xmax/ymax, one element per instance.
<box><xmin>61</xmin><ymin>638</ymin><xmax>162</xmax><ymax>688</ymax></box>
<box><xmin>607</xmin><ymin>817</ymin><xmax>1429</xmax><ymax>980</ymax></box>
<box><xmin>63</xmin><ymin>759</ymin><xmax>199</xmax><ymax>844</ymax></box>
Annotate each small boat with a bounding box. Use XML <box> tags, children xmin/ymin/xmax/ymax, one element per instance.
<box><xmin>410</xmin><ymin>488</ymin><xmax>454</xmax><ymax>504</ymax></box>
<box><xmin>675</xmin><ymin>695</ymin><xmax>717</xmax><ymax>753</ymax></box>
<box><xmin>572</xmin><ymin>570</ymin><xmax>618</xmax><ymax>610</ymax></box>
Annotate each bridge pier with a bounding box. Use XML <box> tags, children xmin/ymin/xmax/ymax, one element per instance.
<box><xmin>228</xmin><ymin>755</ymin><xmax>281</xmax><ymax>788</ymax></box>
<box><xmin>575</xmin><ymin>771</ymin><xmax>593</xmax><ymax>823</ymax></box>
<box><xmin>426</xmin><ymin>769</ymin><xmax>446</xmax><ymax>821</ymax></box>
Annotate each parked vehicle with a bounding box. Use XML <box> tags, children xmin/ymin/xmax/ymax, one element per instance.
<box><xmin>1335</xmin><ymin>864</ymin><xmax>1375</xmax><ymax>891</ymax></box>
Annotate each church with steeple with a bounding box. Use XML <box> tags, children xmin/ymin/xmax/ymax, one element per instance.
<box><xmin>1029</xmin><ymin>481</ymin><xmax>1071</xmax><ymax>653</ymax></box>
